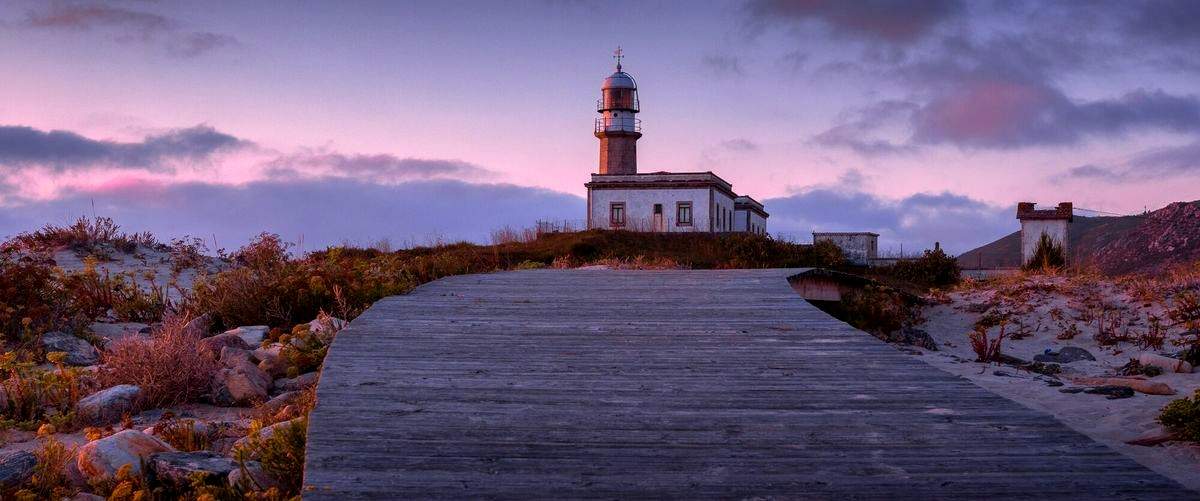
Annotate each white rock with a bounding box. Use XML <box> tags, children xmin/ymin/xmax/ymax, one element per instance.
<box><xmin>76</xmin><ymin>385</ymin><xmax>141</xmax><ymax>425</ymax></box>
<box><xmin>76</xmin><ymin>430</ymin><xmax>174</xmax><ymax>481</ymax></box>
<box><xmin>225</xmin><ymin>325</ymin><xmax>269</xmax><ymax>346</ymax></box>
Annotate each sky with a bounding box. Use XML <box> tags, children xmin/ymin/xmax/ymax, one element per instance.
<box><xmin>1</xmin><ymin>0</ymin><xmax>1198</xmax><ymax>254</ymax></box>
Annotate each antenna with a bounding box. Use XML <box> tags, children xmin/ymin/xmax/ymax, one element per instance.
<box><xmin>613</xmin><ymin>46</ymin><xmax>624</xmax><ymax>71</ymax></box>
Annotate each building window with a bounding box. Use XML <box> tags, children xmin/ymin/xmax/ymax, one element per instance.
<box><xmin>609</xmin><ymin>202</ymin><xmax>625</xmax><ymax>228</ymax></box>
<box><xmin>676</xmin><ymin>202</ymin><xmax>693</xmax><ymax>226</ymax></box>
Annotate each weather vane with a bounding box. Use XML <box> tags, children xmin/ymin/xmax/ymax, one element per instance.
<box><xmin>613</xmin><ymin>46</ymin><xmax>623</xmax><ymax>71</ymax></box>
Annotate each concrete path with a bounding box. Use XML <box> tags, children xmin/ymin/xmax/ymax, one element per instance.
<box><xmin>304</xmin><ymin>269</ymin><xmax>1195</xmax><ymax>499</ymax></box>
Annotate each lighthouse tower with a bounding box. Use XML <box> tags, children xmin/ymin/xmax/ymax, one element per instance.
<box><xmin>595</xmin><ymin>47</ymin><xmax>641</xmax><ymax>175</ymax></box>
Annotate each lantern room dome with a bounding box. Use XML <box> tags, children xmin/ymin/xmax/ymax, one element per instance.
<box><xmin>602</xmin><ymin>71</ymin><xmax>637</xmax><ymax>90</ymax></box>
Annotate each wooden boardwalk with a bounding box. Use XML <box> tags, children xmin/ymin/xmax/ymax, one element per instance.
<box><xmin>304</xmin><ymin>269</ymin><xmax>1194</xmax><ymax>499</ymax></box>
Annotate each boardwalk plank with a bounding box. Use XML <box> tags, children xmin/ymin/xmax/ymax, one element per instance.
<box><xmin>304</xmin><ymin>269</ymin><xmax>1195</xmax><ymax>500</ymax></box>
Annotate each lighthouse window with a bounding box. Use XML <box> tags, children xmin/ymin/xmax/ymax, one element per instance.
<box><xmin>609</xmin><ymin>202</ymin><xmax>626</xmax><ymax>228</ymax></box>
<box><xmin>676</xmin><ymin>202</ymin><xmax>693</xmax><ymax>226</ymax></box>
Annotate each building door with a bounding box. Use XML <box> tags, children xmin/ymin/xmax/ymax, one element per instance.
<box><xmin>652</xmin><ymin>204</ymin><xmax>664</xmax><ymax>232</ymax></box>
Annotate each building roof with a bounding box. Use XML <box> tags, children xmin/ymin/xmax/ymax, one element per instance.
<box><xmin>734</xmin><ymin>196</ymin><xmax>769</xmax><ymax>218</ymax></box>
<box><xmin>813</xmin><ymin>232</ymin><xmax>880</xmax><ymax>237</ymax></box>
<box><xmin>602</xmin><ymin>71</ymin><xmax>637</xmax><ymax>90</ymax></box>
<box><xmin>1016</xmin><ymin>202</ymin><xmax>1073</xmax><ymax>222</ymax></box>
<box><xmin>586</xmin><ymin>171</ymin><xmax>736</xmax><ymax>199</ymax></box>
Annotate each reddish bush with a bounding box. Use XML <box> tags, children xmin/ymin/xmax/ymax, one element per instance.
<box><xmin>99</xmin><ymin>314</ymin><xmax>219</xmax><ymax>408</ymax></box>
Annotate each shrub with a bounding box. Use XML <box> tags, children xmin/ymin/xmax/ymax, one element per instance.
<box><xmin>1024</xmin><ymin>232</ymin><xmax>1066</xmax><ymax>271</ymax></box>
<box><xmin>0</xmin><ymin>253</ymin><xmax>72</xmax><ymax>342</ymax></box>
<box><xmin>18</xmin><ymin>435</ymin><xmax>78</xmax><ymax>500</ymax></box>
<box><xmin>99</xmin><ymin>314</ymin><xmax>219</xmax><ymax>408</ymax></box>
<box><xmin>1159</xmin><ymin>389</ymin><xmax>1200</xmax><ymax>442</ymax></box>
<box><xmin>834</xmin><ymin>285</ymin><xmax>922</xmax><ymax>336</ymax></box>
<box><xmin>0</xmin><ymin>216</ymin><xmax>158</xmax><ymax>256</ymax></box>
<box><xmin>866</xmin><ymin>247</ymin><xmax>961</xmax><ymax>291</ymax></box>
<box><xmin>235</xmin><ymin>417</ymin><xmax>308</xmax><ymax>497</ymax></box>
<box><xmin>968</xmin><ymin>322</ymin><xmax>1007</xmax><ymax>363</ymax></box>
<box><xmin>0</xmin><ymin>351</ymin><xmax>90</xmax><ymax>430</ymax></box>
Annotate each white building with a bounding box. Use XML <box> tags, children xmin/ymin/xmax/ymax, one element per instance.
<box><xmin>1017</xmin><ymin>202</ymin><xmax>1072</xmax><ymax>265</ymax></box>
<box><xmin>585</xmin><ymin>50</ymin><xmax>767</xmax><ymax>234</ymax></box>
<box><xmin>812</xmin><ymin>232</ymin><xmax>879</xmax><ymax>266</ymax></box>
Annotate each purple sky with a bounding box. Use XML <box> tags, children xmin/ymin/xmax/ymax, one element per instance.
<box><xmin>2</xmin><ymin>1</ymin><xmax>1198</xmax><ymax>253</ymax></box>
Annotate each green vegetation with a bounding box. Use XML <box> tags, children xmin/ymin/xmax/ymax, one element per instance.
<box><xmin>1024</xmin><ymin>232</ymin><xmax>1066</xmax><ymax>271</ymax></box>
<box><xmin>1159</xmin><ymin>389</ymin><xmax>1200</xmax><ymax>442</ymax></box>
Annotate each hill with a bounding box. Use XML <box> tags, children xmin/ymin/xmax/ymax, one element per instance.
<box><xmin>958</xmin><ymin>201</ymin><xmax>1200</xmax><ymax>275</ymax></box>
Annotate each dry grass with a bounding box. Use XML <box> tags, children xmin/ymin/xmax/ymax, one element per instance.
<box><xmin>99</xmin><ymin>314</ymin><xmax>219</xmax><ymax>408</ymax></box>
<box><xmin>968</xmin><ymin>323</ymin><xmax>1007</xmax><ymax>363</ymax></box>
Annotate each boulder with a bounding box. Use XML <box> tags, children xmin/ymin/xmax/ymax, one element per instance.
<box><xmin>880</xmin><ymin>327</ymin><xmax>938</xmax><ymax>351</ymax></box>
<box><xmin>309</xmin><ymin>316</ymin><xmax>347</xmax><ymax>339</ymax></box>
<box><xmin>233</xmin><ymin>417</ymin><xmax>305</xmax><ymax>452</ymax></box>
<box><xmin>1138</xmin><ymin>352</ymin><xmax>1193</xmax><ymax>374</ymax></box>
<box><xmin>89</xmin><ymin>322</ymin><xmax>152</xmax><ymax>346</ymax></box>
<box><xmin>76</xmin><ymin>385</ymin><xmax>141</xmax><ymax>425</ymax></box>
<box><xmin>225</xmin><ymin>326</ymin><xmax>269</xmax><ymax>346</ymax></box>
<box><xmin>1034</xmin><ymin>347</ymin><xmax>1096</xmax><ymax>364</ymax></box>
<box><xmin>220</xmin><ymin>346</ymin><xmax>256</xmax><ymax>367</ymax></box>
<box><xmin>227</xmin><ymin>460</ymin><xmax>282</xmax><ymax>492</ymax></box>
<box><xmin>148</xmin><ymin>451</ymin><xmax>238</xmax><ymax>487</ymax></box>
<box><xmin>40</xmin><ymin>331</ymin><xmax>100</xmax><ymax>366</ymax></box>
<box><xmin>76</xmin><ymin>430</ymin><xmax>174</xmax><ymax>481</ymax></box>
<box><xmin>200</xmin><ymin>333</ymin><xmax>251</xmax><ymax>355</ymax></box>
<box><xmin>0</xmin><ymin>450</ymin><xmax>36</xmax><ymax>489</ymax></box>
<box><xmin>260</xmin><ymin>391</ymin><xmax>301</xmax><ymax>416</ymax></box>
<box><xmin>1083</xmin><ymin>385</ymin><xmax>1135</xmax><ymax>399</ymax></box>
<box><xmin>255</xmin><ymin>344</ymin><xmax>288</xmax><ymax>377</ymax></box>
<box><xmin>274</xmin><ymin>371</ymin><xmax>319</xmax><ymax>392</ymax></box>
<box><xmin>212</xmin><ymin>358</ymin><xmax>272</xmax><ymax>406</ymax></box>
<box><xmin>183</xmin><ymin>313</ymin><xmax>212</xmax><ymax>337</ymax></box>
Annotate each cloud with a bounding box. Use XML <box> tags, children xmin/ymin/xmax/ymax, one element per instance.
<box><xmin>1052</xmin><ymin>140</ymin><xmax>1200</xmax><ymax>184</ymax></box>
<box><xmin>700</xmin><ymin>54</ymin><xmax>745</xmax><ymax>76</ymax></box>
<box><xmin>745</xmin><ymin>0</ymin><xmax>963</xmax><ymax>44</ymax></box>
<box><xmin>0</xmin><ymin>124</ymin><xmax>248</xmax><ymax>172</ymax></box>
<box><xmin>719</xmin><ymin>139</ymin><xmax>759</xmax><ymax>152</ymax></box>
<box><xmin>23</xmin><ymin>2</ymin><xmax>238</xmax><ymax>57</ymax></box>
<box><xmin>25</xmin><ymin>3</ymin><xmax>174</xmax><ymax>36</ymax></box>
<box><xmin>1125</xmin><ymin>0</ymin><xmax>1200</xmax><ymax>45</ymax></box>
<box><xmin>811</xmin><ymin>100</ymin><xmax>918</xmax><ymax>155</ymax></box>
<box><xmin>263</xmin><ymin>153</ymin><xmax>495</xmax><ymax>183</ymax></box>
<box><xmin>0</xmin><ymin>178</ymin><xmax>584</xmax><ymax>250</ymax></box>
<box><xmin>764</xmin><ymin>187</ymin><xmax>1011</xmax><ymax>254</ymax></box>
<box><xmin>166</xmin><ymin>31</ymin><xmax>239</xmax><ymax>58</ymax></box>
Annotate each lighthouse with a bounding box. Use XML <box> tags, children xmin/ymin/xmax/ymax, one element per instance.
<box><xmin>585</xmin><ymin>48</ymin><xmax>768</xmax><ymax>234</ymax></box>
<box><xmin>595</xmin><ymin>47</ymin><xmax>641</xmax><ymax>175</ymax></box>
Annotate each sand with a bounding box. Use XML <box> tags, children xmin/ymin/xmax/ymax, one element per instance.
<box><xmin>912</xmin><ymin>274</ymin><xmax>1200</xmax><ymax>491</ymax></box>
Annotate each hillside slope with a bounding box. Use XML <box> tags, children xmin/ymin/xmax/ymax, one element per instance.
<box><xmin>958</xmin><ymin>201</ymin><xmax>1199</xmax><ymax>275</ymax></box>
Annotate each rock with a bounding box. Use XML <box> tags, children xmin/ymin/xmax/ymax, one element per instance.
<box><xmin>1126</xmin><ymin>426</ymin><xmax>1180</xmax><ymax>446</ymax></box>
<box><xmin>71</xmin><ymin>493</ymin><xmax>106</xmax><ymax>501</ymax></box>
<box><xmin>274</xmin><ymin>404</ymin><xmax>299</xmax><ymax>421</ymax></box>
<box><xmin>260</xmin><ymin>391</ymin><xmax>301</xmax><ymax>415</ymax></box>
<box><xmin>220</xmin><ymin>346</ymin><xmax>255</xmax><ymax>367</ymax></box>
<box><xmin>255</xmin><ymin>344</ymin><xmax>288</xmax><ymax>378</ymax></box>
<box><xmin>148</xmin><ymin>451</ymin><xmax>238</xmax><ymax>486</ymax></box>
<box><xmin>880</xmin><ymin>327</ymin><xmax>938</xmax><ymax>351</ymax></box>
<box><xmin>1083</xmin><ymin>385</ymin><xmax>1135</xmax><ymax>399</ymax></box>
<box><xmin>212</xmin><ymin>358</ymin><xmax>272</xmax><ymax>406</ymax></box>
<box><xmin>233</xmin><ymin>417</ymin><xmax>305</xmax><ymax>451</ymax></box>
<box><xmin>200</xmin><ymin>333</ymin><xmax>251</xmax><ymax>355</ymax></box>
<box><xmin>89</xmin><ymin>322</ymin><xmax>152</xmax><ymax>346</ymax></box>
<box><xmin>227</xmin><ymin>460</ymin><xmax>282</xmax><ymax>492</ymax></box>
<box><xmin>0</xmin><ymin>450</ymin><xmax>36</xmax><ymax>488</ymax></box>
<box><xmin>211</xmin><ymin>437</ymin><xmax>239</xmax><ymax>455</ymax></box>
<box><xmin>1138</xmin><ymin>352</ymin><xmax>1193</xmax><ymax>374</ymax></box>
<box><xmin>76</xmin><ymin>430</ymin><xmax>174</xmax><ymax>481</ymax></box>
<box><xmin>40</xmin><ymin>331</ymin><xmax>100</xmax><ymax>366</ymax></box>
<box><xmin>1033</xmin><ymin>347</ymin><xmax>1096</xmax><ymax>364</ymax></box>
<box><xmin>225</xmin><ymin>325</ymin><xmax>269</xmax><ymax>346</ymax></box>
<box><xmin>76</xmin><ymin>385</ymin><xmax>141</xmax><ymax>425</ymax></box>
<box><xmin>274</xmin><ymin>371</ymin><xmax>319</xmax><ymax>392</ymax></box>
<box><xmin>183</xmin><ymin>313</ymin><xmax>212</xmax><ymax>337</ymax></box>
<box><xmin>309</xmin><ymin>316</ymin><xmax>347</xmax><ymax>339</ymax></box>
